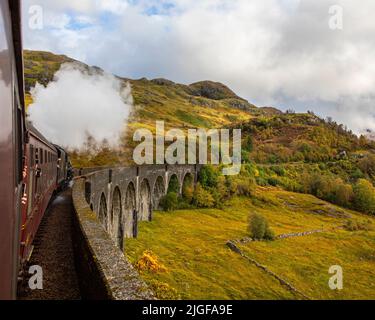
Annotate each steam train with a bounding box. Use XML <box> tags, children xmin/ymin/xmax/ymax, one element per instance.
<box><xmin>0</xmin><ymin>1</ymin><xmax>72</xmax><ymax>299</ymax></box>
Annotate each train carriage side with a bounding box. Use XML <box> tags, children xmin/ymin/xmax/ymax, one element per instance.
<box><xmin>54</xmin><ymin>144</ymin><xmax>69</xmax><ymax>189</ymax></box>
<box><xmin>19</xmin><ymin>125</ymin><xmax>58</xmax><ymax>264</ymax></box>
<box><xmin>0</xmin><ymin>0</ymin><xmax>25</xmax><ymax>300</ymax></box>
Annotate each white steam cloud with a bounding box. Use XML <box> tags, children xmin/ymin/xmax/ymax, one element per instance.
<box><xmin>28</xmin><ymin>62</ymin><xmax>133</xmax><ymax>149</ymax></box>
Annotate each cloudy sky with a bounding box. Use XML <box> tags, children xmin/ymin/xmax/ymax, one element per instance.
<box><xmin>22</xmin><ymin>0</ymin><xmax>375</xmax><ymax>134</ymax></box>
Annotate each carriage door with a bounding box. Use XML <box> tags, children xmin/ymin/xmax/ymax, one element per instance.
<box><xmin>27</xmin><ymin>145</ymin><xmax>34</xmax><ymax>216</ymax></box>
<box><xmin>34</xmin><ymin>147</ymin><xmax>40</xmax><ymax>198</ymax></box>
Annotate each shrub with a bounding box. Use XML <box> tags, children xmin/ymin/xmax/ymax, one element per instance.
<box><xmin>335</xmin><ymin>183</ymin><xmax>354</xmax><ymax>207</ymax></box>
<box><xmin>256</xmin><ymin>176</ymin><xmax>268</xmax><ymax>186</ymax></box>
<box><xmin>236</xmin><ymin>177</ymin><xmax>256</xmax><ymax>196</ymax></box>
<box><xmin>159</xmin><ymin>192</ymin><xmax>178</xmax><ymax>211</ymax></box>
<box><xmin>267</xmin><ymin>177</ymin><xmax>279</xmax><ymax>187</ymax></box>
<box><xmin>216</xmin><ymin>175</ymin><xmax>229</xmax><ymax>200</ymax></box>
<box><xmin>182</xmin><ymin>185</ymin><xmax>194</xmax><ymax>203</ymax></box>
<box><xmin>264</xmin><ymin>227</ymin><xmax>276</xmax><ymax>240</ymax></box>
<box><xmin>182</xmin><ymin>174</ymin><xmax>194</xmax><ymax>203</ymax></box>
<box><xmin>353</xmin><ymin>179</ymin><xmax>375</xmax><ymax>214</ymax></box>
<box><xmin>344</xmin><ymin>219</ymin><xmax>373</xmax><ymax>231</ymax></box>
<box><xmin>167</xmin><ymin>175</ymin><xmax>180</xmax><ymax>193</ymax></box>
<box><xmin>193</xmin><ymin>183</ymin><xmax>214</xmax><ymax>208</ymax></box>
<box><xmin>241</xmin><ymin>150</ymin><xmax>251</xmax><ymax>164</ymax></box>
<box><xmin>358</xmin><ymin>155</ymin><xmax>375</xmax><ymax>177</ymax></box>
<box><xmin>248</xmin><ymin>213</ymin><xmax>275</xmax><ymax>240</ymax></box>
<box><xmin>225</xmin><ymin>176</ymin><xmax>238</xmax><ymax>196</ymax></box>
<box><xmin>351</xmin><ymin>168</ymin><xmax>364</xmax><ymax>180</ymax></box>
<box><xmin>210</xmin><ymin>188</ymin><xmax>224</xmax><ymax>209</ymax></box>
<box><xmin>271</xmin><ymin>165</ymin><xmax>286</xmax><ymax>176</ymax></box>
<box><xmin>243</xmin><ymin>135</ymin><xmax>254</xmax><ymax>152</ymax></box>
<box><xmin>148</xmin><ymin>280</ymin><xmax>179</xmax><ymax>300</ymax></box>
<box><xmin>243</xmin><ymin>163</ymin><xmax>258</xmax><ymax>177</ymax></box>
<box><xmin>198</xmin><ymin>165</ymin><xmax>219</xmax><ymax>188</ymax></box>
<box><xmin>136</xmin><ymin>250</ymin><xmax>167</xmax><ymax>273</ymax></box>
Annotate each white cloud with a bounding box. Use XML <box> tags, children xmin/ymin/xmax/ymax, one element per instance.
<box><xmin>98</xmin><ymin>0</ymin><xmax>129</xmax><ymax>14</ymax></box>
<box><xmin>22</xmin><ymin>0</ymin><xmax>375</xmax><ymax>134</ymax></box>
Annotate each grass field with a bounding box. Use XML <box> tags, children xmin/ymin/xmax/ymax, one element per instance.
<box><xmin>125</xmin><ymin>188</ymin><xmax>375</xmax><ymax>300</ymax></box>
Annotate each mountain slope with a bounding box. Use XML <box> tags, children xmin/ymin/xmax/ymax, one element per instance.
<box><xmin>23</xmin><ymin>50</ymin><xmax>375</xmax><ymax>169</ymax></box>
<box><xmin>23</xmin><ymin>52</ymin><xmax>375</xmax><ymax>301</ymax></box>
<box><xmin>23</xmin><ymin>50</ymin><xmax>258</xmax><ymax>132</ymax></box>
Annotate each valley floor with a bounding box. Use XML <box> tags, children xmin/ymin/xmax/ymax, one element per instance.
<box><xmin>125</xmin><ymin>188</ymin><xmax>375</xmax><ymax>300</ymax></box>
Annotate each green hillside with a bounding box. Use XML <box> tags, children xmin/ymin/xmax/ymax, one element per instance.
<box><xmin>23</xmin><ymin>50</ymin><xmax>375</xmax><ymax>211</ymax></box>
<box><xmin>23</xmin><ymin>50</ymin><xmax>256</xmax><ymax>131</ymax></box>
<box><xmin>23</xmin><ymin>50</ymin><xmax>375</xmax><ymax>164</ymax></box>
<box><xmin>23</xmin><ymin>50</ymin><xmax>375</xmax><ymax>300</ymax></box>
<box><xmin>24</xmin><ymin>50</ymin><xmax>75</xmax><ymax>92</ymax></box>
<box><xmin>126</xmin><ymin>189</ymin><xmax>375</xmax><ymax>300</ymax></box>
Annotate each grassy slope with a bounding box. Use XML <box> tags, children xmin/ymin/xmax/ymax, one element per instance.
<box><xmin>24</xmin><ymin>50</ymin><xmax>375</xmax><ymax>299</ymax></box>
<box><xmin>24</xmin><ymin>50</ymin><xmax>375</xmax><ymax>167</ymax></box>
<box><xmin>23</xmin><ymin>50</ymin><xmax>74</xmax><ymax>105</ymax></box>
<box><xmin>23</xmin><ymin>50</ymin><xmax>258</xmax><ymax>166</ymax></box>
<box><xmin>125</xmin><ymin>188</ymin><xmax>375</xmax><ymax>300</ymax></box>
<box><xmin>24</xmin><ymin>50</ymin><xmax>255</xmax><ymax>131</ymax></box>
<box><xmin>127</xmin><ymin>78</ymin><xmax>255</xmax><ymax>136</ymax></box>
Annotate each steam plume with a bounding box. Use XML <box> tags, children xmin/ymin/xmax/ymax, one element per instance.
<box><xmin>28</xmin><ymin>62</ymin><xmax>133</xmax><ymax>149</ymax></box>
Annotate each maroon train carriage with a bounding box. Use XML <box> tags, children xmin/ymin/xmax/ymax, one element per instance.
<box><xmin>0</xmin><ymin>0</ymin><xmax>26</xmax><ymax>300</ymax></box>
<box><xmin>0</xmin><ymin>0</ymin><xmax>72</xmax><ymax>299</ymax></box>
<box><xmin>54</xmin><ymin>144</ymin><xmax>71</xmax><ymax>189</ymax></box>
<box><xmin>19</xmin><ymin>124</ymin><xmax>59</xmax><ymax>266</ymax></box>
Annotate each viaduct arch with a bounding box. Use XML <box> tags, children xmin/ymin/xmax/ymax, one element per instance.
<box><xmin>79</xmin><ymin>164</ymin><xmax>200</xmax><ymax>249</ymax></box>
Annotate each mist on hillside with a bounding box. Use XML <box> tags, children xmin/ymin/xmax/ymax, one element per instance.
<box><xmin>28</xmin><ymin>62</ymin><xmax>133</xmax><ymax>150</ymax></box>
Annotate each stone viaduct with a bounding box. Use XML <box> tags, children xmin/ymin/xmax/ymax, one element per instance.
<box><xmin>74</xmin><ymin>164</ymin><xmax>201</xmax><ymax>251</ymax></box>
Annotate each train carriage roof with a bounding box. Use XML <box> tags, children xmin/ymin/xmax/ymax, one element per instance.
<box><xmin>53</xmin><ymin>144</ymin><xmax>68</xmax><ymax>155</ymax></box>
<box><xmin>26</xmin><ymin>121</ymin><xmax>57</xmax><ymax>151</ymax></box>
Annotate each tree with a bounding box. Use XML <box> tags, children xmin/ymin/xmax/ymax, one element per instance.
<box><xmin>248</xmin><ymin>213</ymin><xmax>275</xmax><ymax>240</ymax></box>
<box><xmin>193</xmin><ymin>183</ymin><xmax>214</xmax><ymax>208</ymax></box>
<box><xmin>198</xmin><ymin>165</ymin><xmax>219</xmax><ymax>189</ymax></box>
<box><xmin>159</xmin><ymin>192</ymin><xmax>178</xmax><ymax>211</ymax></box>
<box><xmin>243</xmin><ymin>135</ymin><xmax>254</xmax><ymax>152</ymax></box>
<box><xmin>358</xmin><ymin>155</ymin><xmax>375</xmax><ymax>177</ymax></box>
<box><xmin>335</xmin><ymin>183</ymin><xmax>354</xmax><ymax>207</ymax></box>
<box><xmin>359</xmin><ymin>135</ymin><xmax>368</xmax><ymax>148</ymax></box>
<box><xmin>167</xmin><ymin>175</ymin><xmax>180</xmax><ymax>193</ymax></box>
<box><xmin>353</xmin><ymin>179</ymin><xmax>375</xmax><ymax>215</ymax></box>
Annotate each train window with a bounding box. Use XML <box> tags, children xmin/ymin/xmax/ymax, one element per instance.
<box><xmin>45</xmin><ymin>150</ymin><xmax>47</xmax><ymax>163</ymax></box>
<box><xmin>30</xmin><ymin>145</ymin><xmax>34</xmax><ymax>167</ymax></box>
<box><xmin>35</xmin><ymin>148</ymin><xmax>39</xmax><ymax>164</ymax></box>
<box><xmin>40</xmin><ymin>148</ymin><xmax>43</xmax><ymax>164</ymax></box>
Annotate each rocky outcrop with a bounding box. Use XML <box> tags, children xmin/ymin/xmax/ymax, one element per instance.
<box><xmin>188</xmin><ymin>80</ymin><xmax>244</xmax><ymax>100</ymax></box>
